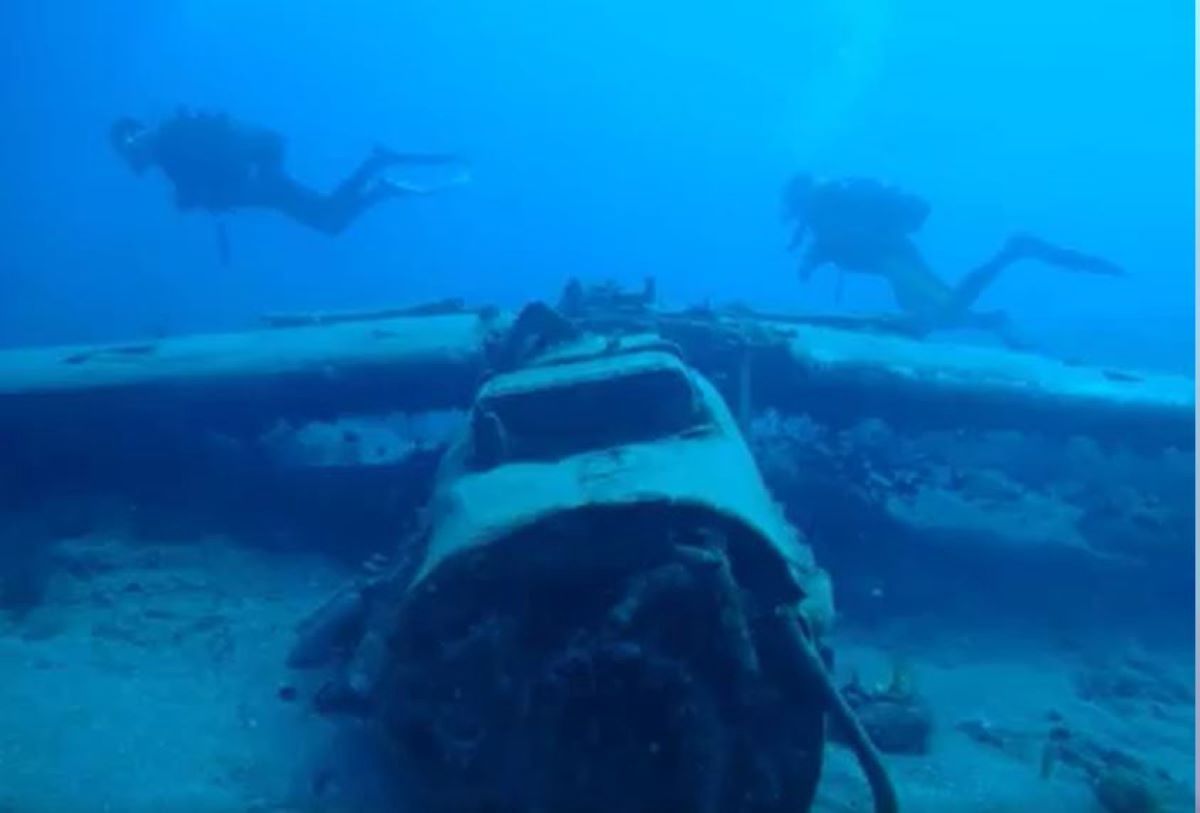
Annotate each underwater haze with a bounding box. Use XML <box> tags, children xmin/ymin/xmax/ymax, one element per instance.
<box><xmin>0</xmin><ymin>4</ymin><xmax>1196</xmax><ymax>811</ymax></box>
<box><xmin>0</xmin><ymin>0</ymin><xmax>1193</xmax><ymax>371</ymax></box>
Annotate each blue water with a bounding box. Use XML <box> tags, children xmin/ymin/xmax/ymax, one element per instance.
<box><xmin>0</xmin><ymin>6</ymin><xmax>1195</xmax><ymax>809</ymax></box>
<box><xmin>0</xmin><ymin>0</ymin><xmax>1193</xmax><ymax>370</ymax></box>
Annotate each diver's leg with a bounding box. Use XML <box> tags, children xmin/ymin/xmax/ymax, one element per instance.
<box><xmin>323</xmin><ymin>147</ymin><xmax>465</xmax><ymax>211</ymax></box>
<box><xmin>261</xmin><ymin>158</ymin><xmax>465</xmax><ymax>236</ymax></box>
<box><xmin>330</xmin><ymin>150</ymin><xmax>400</xmax><ymax>201</ymax></box>
<box><xmin>329</xmin><ymin>148</ymin><xmax>462</xmax><ymax>201</ymax></box>
<box><xmin>296</xmin><ymin>183</ymin><xmax>398</xmax><ymax>236</ymax></box>
<box><xmin>319</xmin><ymin>179</ymin><xmax>428</xmax><ymax>235</ymax></box>
<box><xmin>944</xmin><ymin>241</ymin><xmax>1029</xmax><ymax>315</ymax></box>
<box><xmin>254</xmin><ymin>173</ymin><xmax>387</xmax><ymax>236</ymax></box>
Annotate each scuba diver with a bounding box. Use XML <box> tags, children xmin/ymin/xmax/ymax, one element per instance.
<box><xmin>110</xmin><ymin>109</ymin><xmax>469</xmax><ymax>244</ymax></box>
<box><xmin>781</xmin><ymin>174</ymin><xmax>1125</xmax><ymax>348</ymax></box>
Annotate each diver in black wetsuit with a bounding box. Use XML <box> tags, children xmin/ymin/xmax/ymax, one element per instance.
<box><xmin>110</xmin><ymin>109</ymin><xmax>468</xmax><ymax>236</ymax></box>
<box><xmin>781</xmin><ymin>173</ymin><xmax>1125</xmax><ymax>348</ymax></box>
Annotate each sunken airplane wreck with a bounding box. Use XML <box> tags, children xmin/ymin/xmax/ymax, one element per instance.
<box><xmin>290</xmin><ymin>316</ymin><xmax>896</xmax><ymax>812</ymax></box>
<box><xmin>0</xmin><ymin>279</ymin><xmax>1193</xmax><ymax>813</ymax></box>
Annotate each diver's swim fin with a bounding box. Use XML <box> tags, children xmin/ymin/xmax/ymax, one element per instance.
<box><xmin>1007</xmin><ymin>233</ymin><xmax>1125</xmax><ymax>276</ymax></box>
<box><xmin>379</xmin><ymin>166</ymin><xmax>473</xmax><ymax>196</ymax></box>
<box><xmin>372</xmin><ymin>145</ymin><xmax>463</xmax><ymax>167</ymax></box>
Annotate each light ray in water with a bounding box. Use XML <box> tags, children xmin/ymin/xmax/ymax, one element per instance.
<box><xmin>786</xmin><ymin>0</ymin><xmax>895</xmax><ymax>162</ymax></box>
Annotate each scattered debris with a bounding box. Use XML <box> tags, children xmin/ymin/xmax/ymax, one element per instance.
<box><xmin>841</xmin><ymin>657</ymin><xmax>934</xmax><ymax>755</ymax></box>
<box><xmin>1094</xmin><ymin>767</ymin><xmax>1164</xmax><ymax>813</ymax></box>
<box><xmin>1076</xmin><ymin>656</ymin><xmax>1194</xmax><ymax>710</ymax></box>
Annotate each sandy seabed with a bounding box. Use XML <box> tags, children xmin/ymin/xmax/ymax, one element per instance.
<box><xmin>0</xmin><ymin>534</ymin><xmax>1192</xmax><ymax>813</ymax></box>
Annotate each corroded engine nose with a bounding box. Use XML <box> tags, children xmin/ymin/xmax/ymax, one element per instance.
<box><xmin>379</xmin><ymin>504</ymin><xmax>828</xmax><ymax>813</ymax></box>
<box><xmin>322</xmin><ymin>332</ymin><xmax>892</xmax><ymax>813</ymax></box>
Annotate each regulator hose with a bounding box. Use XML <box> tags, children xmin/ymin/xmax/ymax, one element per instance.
<box><xmin>775</xmin><ymin>609</ymin><xmax>900</xmax><ymax>813</ymax></box>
